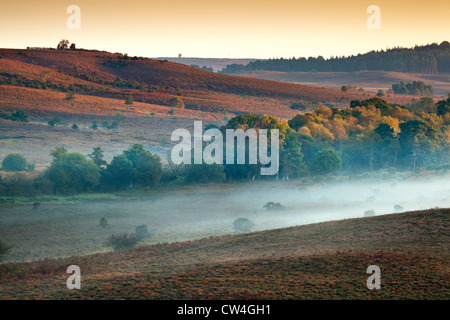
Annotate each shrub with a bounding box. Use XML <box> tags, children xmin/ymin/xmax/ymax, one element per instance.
<box><xmin>168</xmin><ymin>97</ymin><xmax>185</xmax><ymax>109</ymax></box>
<box><xmin>72</xmin><ymin>123</ymin><xmax>79</xmax><ymax>130</ymax></box>
<box><xmin>364</xmin><ymin>209</ymin><xmax>376</xmax><ymax>217</ymax></box>
<box><xmin>0</xmin><ymin>110</ymin><xmax>28</xmax><ymax>122</ymax></box>
<box><xmin>109</xmin><ymin>120</ymin><xmax>118</xmax><ymax>130</ymax></box>
<box><xmin>290</xmin><ymin>100</ymin><xmax>308</xmax><ymax>110</ymax></box>
<box><xmin>65</xmin><ymin>92</ymin><xmax>76</xmax><ymax>100</ymax></box>
<box><xmin>263</xmin><ymin>202</ymin><xmax>285</xmax><ymax>211</ymax></box>
<box><xmin>135</xmin><ymin>225</ymin><xmax>151</xmax><ymax>238</ymax></box>
<box><xmin>0</xmin><ymin>239</ymin><xmax>12</xmax><ymax>261</ymax></box>
<box><xmin>125</xmin><ymin>96</ymin><xmax>134</xmax><ymax>105</ymax></box>
<box><xmin>233</xmin><ymin>218</ymin><xmax>255</xmax><ymax>233</ymax></box>
<box><xmin>48</xmin><ymin>117</ymin><xmax>62</xmax><ymax>127</ymax></box>
<box><xmin>104</xmin><ymin>233</ymin><xmax>141</xmax><ymax>251</ymax></box>
<box><xmin>99</xmin><ymin>217</ymin><xmax>108</xmax><ymax>228</ymax></box>
<box><xmin>9</xmin><ymin>110</ymin><xmax>29</xmax><ymax>122</ymax></box>
<box><xmin>2</xmin><ymin>153</ymin><xmax>28</xmax><ymax>171</ymax></box>
<box><xmin>2</xmin><ymin>174</ymin><xmax>36</xmax><ymax>196</ymax></box>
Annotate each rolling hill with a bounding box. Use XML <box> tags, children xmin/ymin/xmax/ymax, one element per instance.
<box><xmin>0</xmin><ymin>48</ymin><xmax>423</xmax><ymax>119</ymax></box>
<box><xmin>0</xmin><ymin>209</ymin><xmax>448</xmax><ymax>299</ymax></box>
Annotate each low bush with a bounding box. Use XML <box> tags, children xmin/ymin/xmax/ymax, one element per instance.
<box><xmin>168</xmin><ymin>97</ymin><xmax>185</xmax><ymax>109</ymax></box>
<box><xmin>263</xmin><ymin>202</ymin><xmax>285</xmax><ymax>211</ymax></box>
<box><xmin>0</xmin><ymin>109</ymin><xmax>28</xmax><ymax>122</ymax></box>
<box><xmin>0</xmin><ymin>239</ymin><xmax>12</xmax><ymax>262</ymax></box>
<box><xmin>104</xmin><ymin>232</ymin><xmax>141</xmax><ymax>251</ymax></box>
<box><xmin>99</xmin><ymin>217</ymin><xmax>108</xmax><ymax>228</ymax></box>
<box><xmin>1</xmin><ymin>174</ymin><xmax>36</xmax><ymax>196</ymax></box>
<box><xmin>135</xmin><ymin>225</ymin><xmax>151</xmax><ymax>238</ymax></box>
<box><xmin>233</xmin><ymin>218</ymin><xmax>255</xmax><ymax>233</ymax></box>
<box><xmin>364</xmin><ymin>209</ymin><xmax>376</xmax><ymax>217</ymax></box>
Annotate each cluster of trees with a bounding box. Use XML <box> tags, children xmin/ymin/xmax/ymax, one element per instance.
<box><xmin>3</xmin><ymin>95</ymin><xmax>450</xmax><ymax>197</ymax></box>
<box><xmin>41</xmin><ymin>145</ymin><xmax>162</xmax><ymax>194</ymax></box>
<box><xmin>190</xmin><ymin>65</ymin><xmax>214</xmax><ymax>72</ymax></box>
<box><xmin>187</xmin><ymin>113</ymin><xmax>341</xmax><ymax>180</ymax></box>
<box><xmin>341</xmin><ymin>85</ymin><xmax>361</xmax><ymax>92</ymax></box>
<box><xmin>181</xmin><ymin>95</ymin><xmax>450</xmax><ymax>179</ymax></box>
<box><xmin>220</xmin><ymin>42</ymin><xmax>450</xmax><ymax>74</ymax></box>
<box><xmin>288</xmin><ymin>95</ymin><xmax>450</xmax><ymax>173</ymax></box>
<box><xmin>0</xmin><ymin>109</ymin><xmax>28</xmax><ymax>122</ymax></box>
<box><xmin>0</xmin><ymin>144</ymin><xmax>163</xmax><ymax>196</ymax></box>
<box><xmin>57</xmin><ymin>39</ymin><xmax>76</xmax><ymax>50</ymax></box>
<box><xmin>392</xmin><ymin>81</ymin><xmax>434</xmax><ymax>96</ymax></box>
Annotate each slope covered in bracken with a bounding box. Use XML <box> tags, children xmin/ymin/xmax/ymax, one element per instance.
<box><xmin>0</xmin><ymin>209</ymin><xmax>448</xmax><ymax>299</ymax></box>
<box><xmin>0</xmin><ymin>48</ymin><xmax>420</xmax><ymax>119</ymax></box>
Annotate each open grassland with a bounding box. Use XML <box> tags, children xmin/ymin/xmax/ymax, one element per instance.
<box><xmin>0</xmin><ymin>116</ymin><xmax>188</xmax><ymax>170</ymax></box>
<box><xmin>234</xmin><ymin>70</ymin><xmax>450</xmax><ymax>97</ymax></box>
<box><xmin>0</xmin><ymin>49</ymin><xmax>421</xmax><ymax>118</ymax></box>
<box><xmin>0</xmin><ymin>209</ymin><xmax>448</xmax><ymax>299</ymax></box>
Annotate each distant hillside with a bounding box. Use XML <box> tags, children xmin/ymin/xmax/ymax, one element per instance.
<box><xmin>221</xmin><ymin>42</ymin><xmax>450</xmax><ymax>75</ymax></box>
<box><xmin>232</xmin><ymin>70</ymin><xmax>450</xmax><ymax>97</ymax></box>
<box><xmin>154</xmin><ymin>57</ymin><xmax>261</xmax><ymax>72</ymax></box>
<box><xmin>0</xmin><ymin>48</ymin><xmax>422</xmax><ymax>118</ymax></box>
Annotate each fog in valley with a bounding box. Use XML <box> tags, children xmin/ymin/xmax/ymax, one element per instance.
<box><xmin>1</xmin><ymin>174</ymin><xmax>449</xmax><ymax>263</ymax></box>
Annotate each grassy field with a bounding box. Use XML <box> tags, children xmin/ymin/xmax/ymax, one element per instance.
<box><xmin>0</xmin><ymin>48</ymin><xmax>422</xmax><ymax>118</ymax></box>
<box><xmin>0</xmin><ymin>208</ymin><xmax>448</xmax><ymax>299</ymax></box>
<box><xmin>0</xmin><ymin>111</ymin><xmax>204</xmax><ymax>170</ymax></box>
<box><xmin>234</xmin><ymin>70</ymin><xmax>450</xmax><ymax>97</ymax></box>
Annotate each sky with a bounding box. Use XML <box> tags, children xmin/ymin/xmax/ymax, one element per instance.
<box><xmin>0</xmin><ymin>0</ymin><xmax>449</xmax><ymax>59</ymax></box>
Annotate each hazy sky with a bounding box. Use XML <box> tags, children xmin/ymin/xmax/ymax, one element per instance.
<box><xmin>1</xmin><ymin>0</ymin><xmax>449</xmax><ymax>59</ymax></box>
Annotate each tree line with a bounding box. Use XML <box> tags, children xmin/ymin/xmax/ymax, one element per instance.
<box><xmin>220</xmin><ymin>42</ymin><xmax>450</xmax><ymax>74</ymax></box>
<box><xmin>391</xmin><ymin>81</ymin><xmax>434</xmax><ymax>96</ymax></box>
